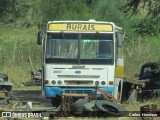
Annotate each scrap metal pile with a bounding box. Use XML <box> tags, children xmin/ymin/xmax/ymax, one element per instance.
<box><xmin>48</xmin><ymin>89</ymin><xmax>125</xmax><ymax>118</ymax></box>
<box><xmin>23</xmin><ymin>56</ymin><xmax>42</xmax><ymax>86</ymax></box>
<box><xmin>0</xmin><ymin>72</ymin><xmax>12</xmax><ymax>104</ymax></box>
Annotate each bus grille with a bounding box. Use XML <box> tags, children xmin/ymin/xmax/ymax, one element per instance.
<box><xmin>64</xmin><ymin>90</ymin><xmax>93</xmax><ymax>94</ymax></box>
<box><xmin>58</xmin><ymin>75</ymin><xmax>100</xmax><ymax>78</ymax></box>
<box><xmin>64</xmin><ymin>80</ymin><xmax>93</xmax><ymax>85</ymax></box>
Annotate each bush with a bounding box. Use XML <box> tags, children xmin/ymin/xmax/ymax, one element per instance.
<box><xmin>134</xmin><ymin>18</ymin><xmax>160</xmax><ymax>36</ymax></box>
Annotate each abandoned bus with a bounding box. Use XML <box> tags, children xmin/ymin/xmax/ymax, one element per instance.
<box><xmin>37</xmin><ymin>20</ymin><xmax>124</xmax><ymax>106</ymax></box>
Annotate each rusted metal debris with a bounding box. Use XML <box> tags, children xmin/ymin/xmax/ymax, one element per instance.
<box><xmin>140</xmin><ymin>103</ymin><xmax>160</xmax><ymax>120</ymax></box>
<box><xmin>0</xmin><ymin>75</ymin><xmax>13</xmax><ymax>104</ymax></box>
<box><xmin>97</xmin><ymin>88</ymin><xmax>118</xmax><ymax>103</ymax></box>
<box><xmin>136</xmin><ymin>62</ymin><xmax>160</xmax><ymax>100</ymax></box>
<box><xmin>56</xmin><ymin>89</ymin><xmax>125</xmax><ymax>117</ymax></box>
<box><xmin>61</xmin><ymin>93</ymin><xmax>89</xmax><ymax>112</ymax></box>
<box><xmin>24</xmin><ymin>56</ymin><xmax>42</xmax><ymax>86</ymax></box>
<box><xmin>0</xmin><ymin>90</ymin><xmax>7</xmax><ymax>98</ymax></box>
<box><xmin>0</xmin><ymin>90</ymin><xmax>126</xmax><ymax>119</ymax></box>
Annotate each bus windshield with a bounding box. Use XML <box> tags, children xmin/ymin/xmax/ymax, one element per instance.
<box><xmin>46</xmin><ymin>33</ymin><xmax>114</xmax><ymax>64</ymax></box>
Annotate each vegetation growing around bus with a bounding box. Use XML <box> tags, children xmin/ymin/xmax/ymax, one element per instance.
<box><xmin>0</xmin><ymin>0</ymin><xmax>160</xmax><ymax>84</ymax></box>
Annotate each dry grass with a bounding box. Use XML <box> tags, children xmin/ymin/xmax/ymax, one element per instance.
<box><xmin>124</xmin><ymin>35</ymin><xmax>160</xmax><ymax>80</ymax></box>
<box><xmin>0</xmin><ymin>24</ymin><xmax>41</xmax><ymax>85</ymax></box>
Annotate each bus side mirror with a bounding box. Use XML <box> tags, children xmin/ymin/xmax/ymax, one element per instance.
<box><xmin>37</xmin><ymin>31</ymin><xmax>43</xmax><ymax>45</ymax></box>
<box><xmin>117</xmin><ymin>34</ymin><xmax>123</xmax><ymax>47</ymax></box>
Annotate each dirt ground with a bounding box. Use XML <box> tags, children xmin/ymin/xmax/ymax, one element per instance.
<box><xmin>11</xmin><ymin>90</ymin><xmax>52</xmax><ymax>107</ymax></box>
<box><xmin>0</xmin><ymin>90</ymin><xmax>148</xmax><ymax>120</ymax></box>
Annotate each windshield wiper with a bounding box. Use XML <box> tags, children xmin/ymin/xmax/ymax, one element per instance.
<box><xmin>93</xmin><ymin>31</ymin><xmax>99</xmax><ymax>40</ymax></box>
<box><xmin>60</xmin><ymin>31</ymin><xmax>64</xmax><ymax>39</ymax></box>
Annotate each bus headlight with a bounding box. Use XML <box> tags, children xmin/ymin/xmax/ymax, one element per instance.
<box><xmin>101</xmin><ymin>81</ymin><xmax>106</xmax><ymax>85</ymax></box>
<box><xmin>57</xmin><ymin>80</ymin><xmax>62</xmax><ymax>85</ymax></box>
<box><xmin>95</xmin><ymin>81</ymin><xmax>99</xmax><ymax>86</ymax></box>
<box><xmin>51</xmin><ymin>80</ymin><xmax>56</xmax><ymax>85</ymax></box>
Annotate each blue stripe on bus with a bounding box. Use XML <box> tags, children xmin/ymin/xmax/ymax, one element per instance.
<box><xmin>44</xmin><ymin>86</ymin><xmax>114</xmax><ymax>97</ymax></box>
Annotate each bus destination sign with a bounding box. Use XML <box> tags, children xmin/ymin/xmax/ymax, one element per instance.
<box><xmin>48</xmin><ymin>23</ymin><xmax>113</xmax><ymax>32</ymax></box>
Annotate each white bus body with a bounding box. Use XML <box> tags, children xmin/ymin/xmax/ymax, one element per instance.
<box><xmin>37</xmin><ymin>20</ymin><xmax>124</xmax><ymax>106</ymax></box>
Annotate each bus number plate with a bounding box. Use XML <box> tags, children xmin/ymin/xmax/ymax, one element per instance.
<box><xmin>53</xmin><ymin>70</ymin><xmax>62</xmax><ymax>73</ymax></box>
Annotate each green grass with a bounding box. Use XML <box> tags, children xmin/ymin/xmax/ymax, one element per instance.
<box><xmin>1</xmin><ymin>24</ymin><xmax>160</xmax><ymax>88</ymax></box>
<box><xmin>0</xmin><ymin>24</ymin><xmax>41</xmax><ymax>86</ymax></box>
<box><xmin>124</xmin><ymin>35</ymin><xmax>160</xmax><ymax>79</ymax></box>
<box><xmin>13</xmin><ymin>85</ymin><xmax>41</xmax><ymax>90</ymax></box>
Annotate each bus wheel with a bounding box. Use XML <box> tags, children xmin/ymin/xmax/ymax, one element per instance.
<box><xmin>51</xmin><ymin>97</ymin><xmax>61</xmax><ymax>107</ymax></box>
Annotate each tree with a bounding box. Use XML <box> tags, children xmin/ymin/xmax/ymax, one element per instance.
<box><xmin>0</xmin><ymin>0</ymin><xmax>18</xmax><ymax>22</ymax></box>
<box><xmin>122</xmin><ymin>0</ymin><xmax>160</xmax><ymax>20</ymax></box>
<box><xmin>94</xmin><ymin>0</ymin><xmax>129</xmax><ymax>30</ymax></box>
<box><xmin>39</xmin><ymin>0</ymin><xmax>94</xmax><ymax>23</ymax></box>
<box><xmin>0</xmin><ymin>0</ymin><xmax>11</xmax><ymax>21</ymax></box>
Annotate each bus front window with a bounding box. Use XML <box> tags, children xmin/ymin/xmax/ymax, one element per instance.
<box><xmin>80</xmin><ymin>33</ymin><xmax>114</xmax><ymax>64</ymax></box>
<box><xmin>46</xmin><ymin>39</ymin><xmax>78</xmax><ymax>59</ymax></box>
<box><xmin>46</xmin><ymin>33</ymin><xmax>79</xmax><ymax>64</ymax></box>
<box><xmin>80</xmin><ymin>40</ymin><xmax>113</xmax><ymax>59</ymax></box>
<box><xmin>45</xmin><ymin>33</ymin><xmax>114</xmax><ymax>64</ymax></box>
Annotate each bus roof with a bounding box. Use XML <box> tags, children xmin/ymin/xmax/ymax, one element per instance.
<box><xmin>47</xmin><ymin>20</ymin><xmax>122</xmax><ymax>32</ymax></box>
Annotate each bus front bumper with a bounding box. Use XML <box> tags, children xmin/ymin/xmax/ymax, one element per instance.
<box><xmin>44</xmin><ymin>86</ymin><xmax>114</xmax><ymax>98</ymax></box>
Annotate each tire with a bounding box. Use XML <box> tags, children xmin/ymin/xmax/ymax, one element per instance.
<box><xmin>83</xmin><ymin>100</ymin><xmax>95</xmax><ymax>111</ymax></box>
<box><xmin>70</xmin><ymin>99</ymin><xmax>88</xmax><ymax>115</ymax></box>
<box><xmin>0</xmin><ymin>73</ymin><xmax>8</xmax><ymax>81</ymax></box>
<box><xmin>51</xmin><ymin>97</ymin><xmax>61</xmax><ymax>107</ymax></box>
<box><xmin>95</xmin><ymin>100</ymin><xmax>124</xmax><ymax>116</ymax></box>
